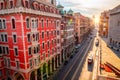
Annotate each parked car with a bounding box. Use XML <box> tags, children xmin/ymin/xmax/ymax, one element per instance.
<box><xmin>75</xmin><ymin>44</ymin><xmax>81</xmax><ymax>53</ymax></box>
<box><xmin>95</xmin><ymin>39</ymin><xmax>99</xmax><ymax>46</ymax></box>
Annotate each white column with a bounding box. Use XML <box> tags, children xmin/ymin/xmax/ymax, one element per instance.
<box><xmin>46</xmin><ymin>63</ymin><xmax>49</xmax><ymax>78</ymax></box>
<box><xmin>35</xmin><ymin>70</ymin><xmax>37</xmax><ymax>80</ymax></box>
<box><xmin>54</xmin><ymin>57</ymin><xmax>56</xmax><ymax>70</ymax></box>
<box><xmin>41</xmin><ymin>66</ymin><xmax>43</xmax><ymax>80</ymax></box>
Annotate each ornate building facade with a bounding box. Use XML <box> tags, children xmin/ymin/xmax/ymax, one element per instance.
<box><xmin>0</xmin><ymin>0</ymin><xmax>61</xmax><ymax>80</ymax></box>
<box><xmin>108</xmin><ymin>5</ymin><xmax>120</xmax><ymax>51</ymax></box>
<box><xmin>57</xmin><ymin>4</ymin><xmax>75</xmax><ymax>63</ymax></box>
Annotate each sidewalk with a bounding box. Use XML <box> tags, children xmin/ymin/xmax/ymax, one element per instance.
<box><xmin>100</xmin><ymin>37</ymin><xmax>120</xmax><ymax>78</ymax></box>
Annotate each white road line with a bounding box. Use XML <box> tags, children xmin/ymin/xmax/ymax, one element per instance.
<box><xmin>71</xmin><ymin>39</ymin><xmax>93</xmax><ymax>80</ymax></box>
<box><xmin>62</xmin><ymin>42</ymin><xmax>87</xmax><ymax>80</ymax></box>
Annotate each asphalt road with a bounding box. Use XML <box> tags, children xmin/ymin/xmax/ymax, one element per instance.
<box><xmin>52</xmin><ymin>36</ymin><xmax>95</xmax><ymax>80</ymax></box>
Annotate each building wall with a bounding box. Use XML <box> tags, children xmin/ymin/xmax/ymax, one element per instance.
<box><xmin>108</xmin><ymin>5</ymin><xmax>120</xmax><ymax>51</ymax></box>
<box><xmin>108</xmin><ymin>11</ymin><xmax>120</xmax><ymax>48</ymax></box>
<box><xmin>0</xmin><ymin>0</ymin><xmax>61</xmax><ymax>80</ymax></box>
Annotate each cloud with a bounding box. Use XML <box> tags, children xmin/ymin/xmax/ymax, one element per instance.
<box><xmin>56</xmin><ymin>0</ymin><xmax>120</xmax><ymax>17</ymax></box>
<box><xmin>61</xmin><ymin>1</ymin><xmax>81</xmax><ymax>7</ymax></box>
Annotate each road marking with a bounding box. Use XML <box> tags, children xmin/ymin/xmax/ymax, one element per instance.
<box><xmin>71</xmin><ymin>39</ymin><xmax>93</xmax><ymax>80</ymax></box>
<box><xmin>62</xmin><ymin>40</ymin><xmax>90</xmax><ymax>80</ymax></box>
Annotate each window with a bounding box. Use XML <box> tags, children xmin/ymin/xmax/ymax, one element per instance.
<box><xmin>0</xmin><ymin>46</ymin><xmax>2</xmax><ymax>54</ymax></box>
<box><xmin>16</xmin><ymin>61</ymin><xmax>19</xmax><ymax>69</ymax></box>
<box><xmin>36</xmin><ymin>33</ymin><xmax>39</xmax><ymax>41</ymax></box>
<box><xmin>57</xmin><ymin>21</ymin><xmax>60</xmax><ymax>27</ymax></box>
<box><xmin>27</xmin><ymin>34</ymin><xmax>31</xmax><ymax>42</ymax></box>
<box><xmin>38</xmin><ymin>44</ymin><xmax>40</xmax><ymax>52</ymax></box>
<box><xmin>1</xmin><ymin>2</ymin><xmax>4</xmax><ymax>9</ymax></box>
<box><xmin>4</xmin><ymin>58</ymin><xmax>7</xmax><ymax>66</ymax></box>
<box><xmin>3</xmin><ymin>19</ymin><xmax>6</xmax><ymax>29</ymax></box>
<box><xmin>12</xmin><ymin>18</ymin><xmax>15</xmax><ymax>29</ymax></box>
<box><xmin>30</xmin><ymin>59</ymin><xmax>32</xmax><ymax>68</ymax></box>
<box><xmin>36</xmin><ymin>19</ymin><xmax>38</xmax><ymax>28</ymax></box>
<box><xmin>47</xmin><ymin>31</ymin><xmax>49</xmax><ymax>38</ymax></box>
<box><xmin>48</xmin><ymin>51</ymin><xmax>50</xmax><ymax>57</ymax></box>
<box><xmin>3</xmin><ymin>47</ymin><xmax>5</xmax><ymax>54</ymax></box>
<box><xmin>10</xmin><ymin>1</ymin><xmax>13</xmax><ymax>8</ymax></box>
<box><xmin>1</xmin><ymin>34</ymin><xmax>4</xmax><ymax>41</ymax></box>
<box><xmin>52</xmin><ymin>40</ymin><xmax>54</xmax><ymax>45</ymax></box>
<box><xmin>0</xmin><ymin>19</ymin><xmax>2</xmax><ymax>29</ymax></box>
<box><xmin>0</xmin><ymin>70</ymin><xmax>2</xmax><ymax>77</ymax></box>
<box><xmin>47</xmin><ymin>20</ymin><xmax>48</xmax><ymax>27</ymax></box>
<box><xmin>32</xmin><ymin>34</ymin><xmax>35</xmax><ymax>41</ymax></box>
<box><xmin>47</xmin><ymin>41</ymin><xmax>50</xmax><ymax>48</ymax></box>
<box><xmin>54</xmin><ymin>30</ymin><xmax>56</xmax><ymax>36</ymax></box>
<box><xmin>57</xmin><ymin>31</ymin><xmax>59</xmax><ymax>35</ymax></box>
<box><xmin>1</xmin><ymin>34</ymin><xmax>8</xmax><ymax>42</ymax></box>
<box><xmin>28</xmin><ymin>47</ymin><xmax>31</xmax><ymax>55</ymax></box>
<box><xmin>34</xmin><ymin>47</ymin><xmax>36</xmax><ymax>54</ymax></box>
<box><xmin>14</xmin><ymin>47</ymin><xmax>18</xmax><ymax>56</ymax></box>
<box><xmin>37</xmin><ymin>44</ymin><xmax>40</xmax><ymax>53</ymax></box>
<box><xmin>25</xmin><ymin>1</ymin><xmax>29</xmax><ymax>8</ymax></box>
<box><xmin>13</xmin><ymin>34</ymin><xmax>17</xmax><ymax>43</ymax></box>
<box><xmin>42</xmin><ymin>32</ymin><xmax>44</xmax><ymax>39</ymax></box>
<box><xmin>51</xmin><ymin>0</ymin><xmax>54</xmax><ymax>4</ymax></box>
<box><xmin>41</xmin><ymin>19</ymin><xmax>44</xmax><ymax>28</ymax></box>
<box><xmin>7</xmin><ymin>59</ymin><xmax>10</xmax><ymax>67</ymax></box>
<box><xmin>42</xmin><ymin>43</ymin><xmax>44</xmax><ymax>49</ymax></box>
<box><xmin>6</xmin><ymin>47</ymin><xmax>9</xmax><ymax>54</ymax></box>
<box><xmin>26</xmin><ymin>18</ymin><xmax>30</xmax><ymax>28</ymax></box>
<box><xmin>32</xmin><ymin>20</ymin><xmax>34</xmax><ymax>28</ymax></box>
<box><xmin>5</xmin><ymin>34</ymin><xmax>8</xmax><ymax>42</ymax></box>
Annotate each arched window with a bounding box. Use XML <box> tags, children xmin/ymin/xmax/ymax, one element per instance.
<box><xmin>46</xmin><ymin>20</ymin><xmax>48</xmax><ymax>27</ymax></box>
<box><xmin>12</xmin><ymin>18</ymin><xmax>15</xmax><ymax>29</ymax></box>
<box><xmin>26</xmin><ymin>18</ymin><xmax>30</xmax><ymax>28</ymax></box>
<box><xmin>25</xmin><ymin>0</ymin><xmax>29</xmax><ymax>8</ymax></box>
<box><xmin>10</xmin><ymin>0</ymin><xmax>13</xmax><ymax>8</ymax></box>
<box><xmin>3</xmin><ymin>19</ymin><xmax>6</xmax><ymax>29</ymax></box>
<box><xmin>41</xmin><ymin>19</ymin><xmax>44</xmax><ymax>28</ymax></box>
<box><xmin>1</xmin><ymin>2</ymin><xmax>4</xmax><ymax>9</ymax></box>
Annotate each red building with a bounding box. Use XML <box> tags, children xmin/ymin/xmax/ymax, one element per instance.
<box><xmin>57</xmin><ymin>4</ymin><xmax>75</xmax><ymax>63</ymax></box>
<box><xmin>0</xmin><ymin>0</ymin><xmax>61</xmax><ymax>80</ymax></box>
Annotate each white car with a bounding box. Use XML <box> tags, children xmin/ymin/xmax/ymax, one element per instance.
<box><xmin>88</xmin><ymin>54</ymin><xmax>93</xmax><ymax>64</ymax></box>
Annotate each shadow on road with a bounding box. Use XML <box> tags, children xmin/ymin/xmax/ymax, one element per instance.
<box><xmin>101</xmin><ymin>37</ymin><xmax>120</xmax><ymax>59</ymax></box>
<box><xmin>87</xmin><ymin>62</ymin><xmax>94</xmax><ymax>72</ymax></box>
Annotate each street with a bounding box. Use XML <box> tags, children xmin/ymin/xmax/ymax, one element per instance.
<box><xmin>52</xmin><ymin>28</ymin><xmax>98</xmax><ymax>80</ymax></box>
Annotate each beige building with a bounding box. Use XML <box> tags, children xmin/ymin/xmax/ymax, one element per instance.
<box><xmin>108</xmin><ymin>5</ymin><xmax>120</xmax><ymax>51</ymax></box>
<box><xmin>74</xmin><ymin>13</ymin><xmax>92</xmax><ymax>44</ymax></box>
<box><xmin>99</xmin><ymin>11</ymin><xmax>109</xmax><ymax>37</ymax></box>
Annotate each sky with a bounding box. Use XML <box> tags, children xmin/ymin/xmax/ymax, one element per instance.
<box><xmin>56</xmin><ymin>0</ymin><xmax>120</xmax><ymax>18</ymax></box>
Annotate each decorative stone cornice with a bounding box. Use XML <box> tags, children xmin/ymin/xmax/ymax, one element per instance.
<box><xmin>0</xmin><ymin>7</ymin><xmax>61</xmax><ymax>18</ymax></box>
